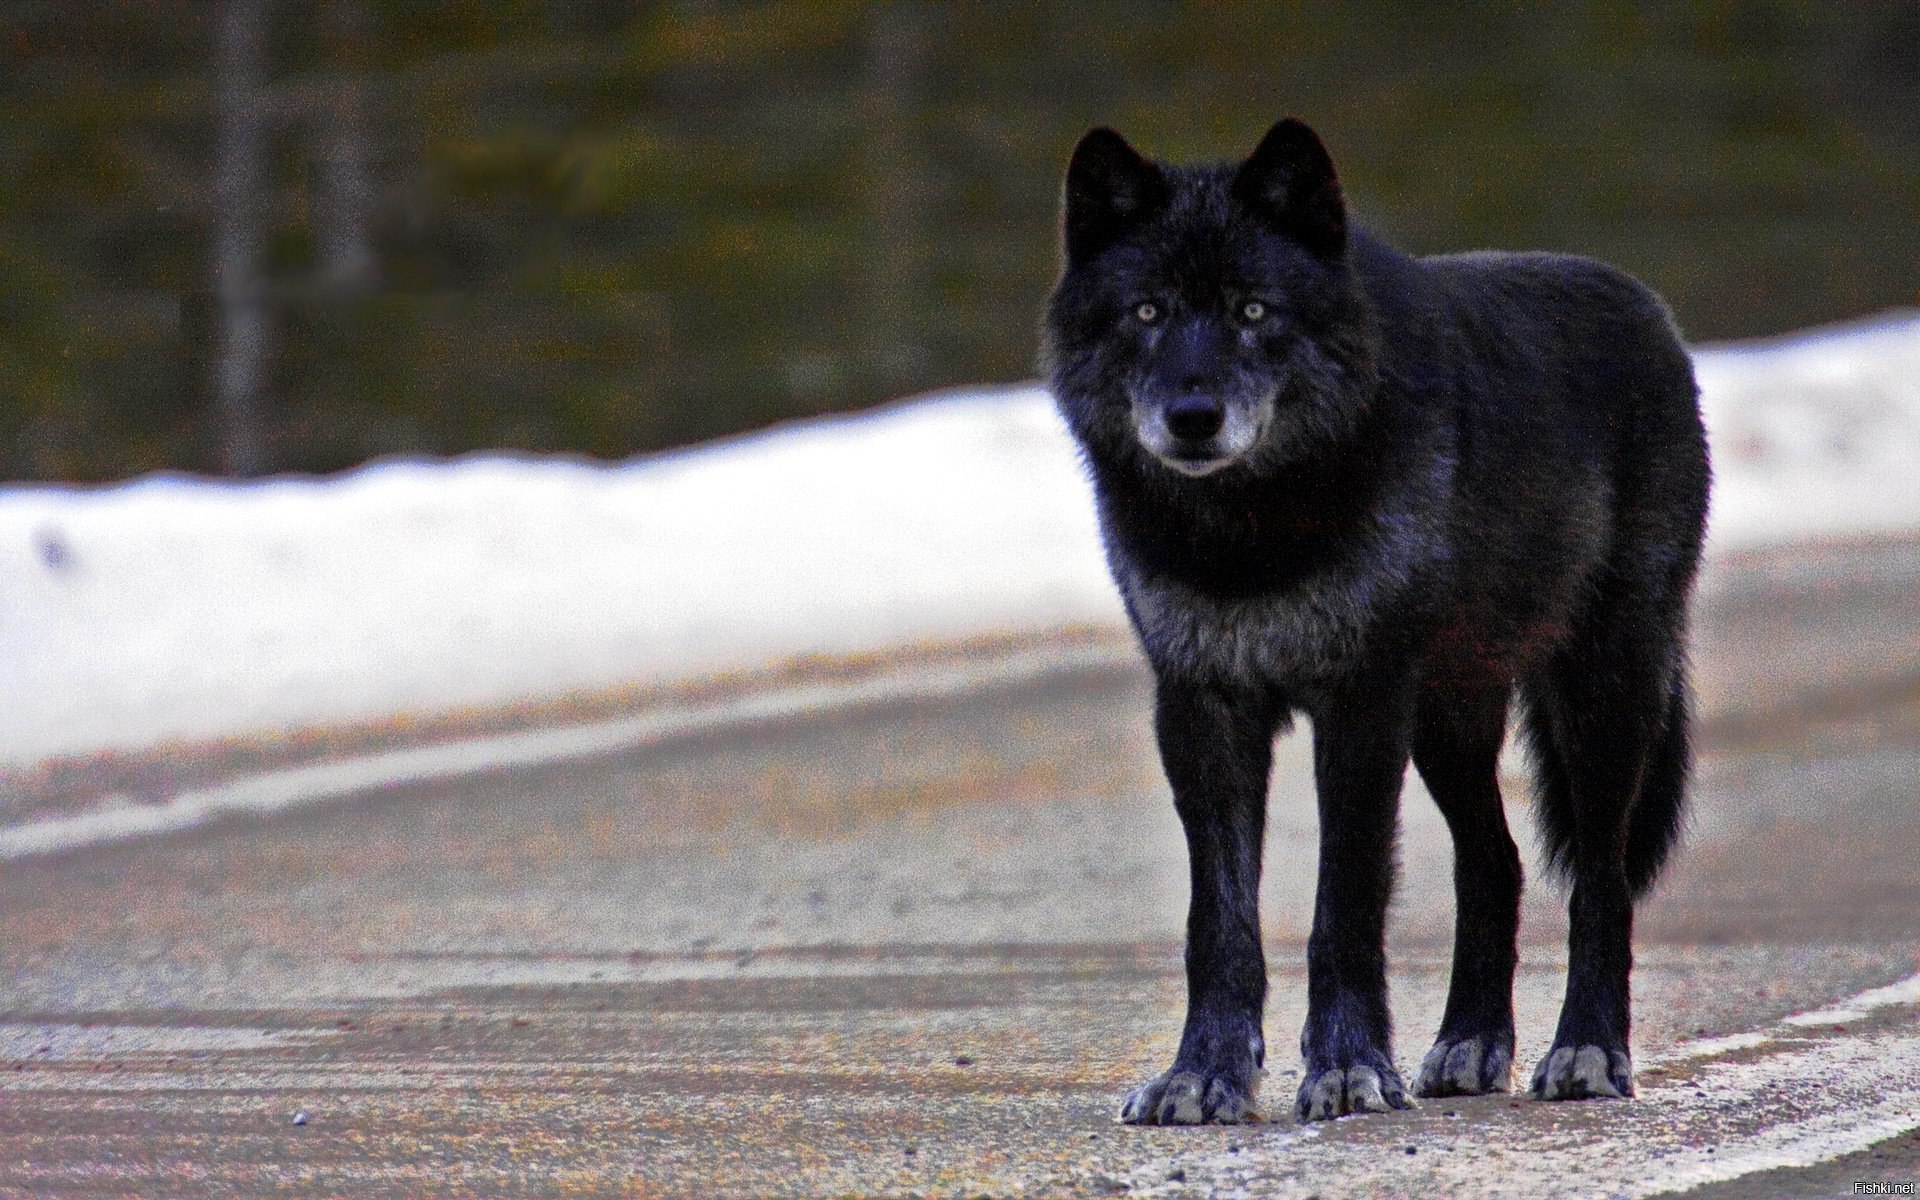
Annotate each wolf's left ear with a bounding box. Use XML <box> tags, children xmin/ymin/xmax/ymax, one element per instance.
<box><xmin>1064</xmin><ymin>127</ymin><xmax>1168</xmax><ymax>266</ymax></box>
<box><xmin>1233</xmin><ymin>118</ymin><xmax>1346</xmax><ymax>258</ymax></box>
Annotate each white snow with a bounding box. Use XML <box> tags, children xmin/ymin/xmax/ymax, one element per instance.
<box><xmin>1695</xmin><ymin>311</ymin><xmax>1920</xmax><ymax>550</ymax></box>
<box><xmin>2</xmin><ymin>312</ymin><xmax>1917</xmax><ymax>771</ymax></box>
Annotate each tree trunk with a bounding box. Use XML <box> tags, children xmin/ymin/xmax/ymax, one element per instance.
<box><xmin>212</xmin><ymin>0</ymin><xmax>270</xmax><ymax>476</ymax></box>
<box><xmin>861</xmin><ymin>4</ymin><xmax>930</xmax><ymax>400</ymax></box>
<box><xmin>315</xmin><ymin>0</ymin><xmax>376</xmax><ymax>294</ymax></box>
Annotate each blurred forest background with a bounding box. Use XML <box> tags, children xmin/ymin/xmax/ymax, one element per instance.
<box><xmin>2</xmin><ymin>2</ymin><xmax>1916</xmax><ymax>481</ymax></box>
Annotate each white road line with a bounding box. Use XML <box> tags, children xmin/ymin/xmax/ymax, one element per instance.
<box><xmin>1780</xmin><ymin>972</ymin><xmax>1920</xmax><ymax>1027</ymax></box>
<box><xmin>1652</xmin><ymin>971</ymin><xmax>1920</xmax><ymax>1064</ymax></box>
<box><xmin>0</xmin><ymin>641</ymin><xmax>1129</xmax><ymax>862</ymax></box>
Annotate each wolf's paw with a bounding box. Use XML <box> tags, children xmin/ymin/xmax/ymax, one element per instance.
<box><xmin>1415</xmin><ymin>1033</ymin><xmax>1514</xmax><ymax>1097</ymax></box>
<box><xmin>1119</xmin><ymin>1067</ymin><xmax>1263</xmax><ymax>1126</ymax></box>
<box><xmin>1295</xmin><ymin>1062</ymin><xmax>1412</xmax><ymax>1122</ymax></box>
<box><xmin>1529</xmin><ymin>1044</ymin><xmax>1634</xmax><ymax>1100</ymax></box>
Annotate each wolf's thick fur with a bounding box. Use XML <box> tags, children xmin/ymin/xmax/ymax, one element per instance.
<box><xmin>1041</xmin><ymin>120</ymin><xmax>1710</xmax><ymax>1125</ymax></box>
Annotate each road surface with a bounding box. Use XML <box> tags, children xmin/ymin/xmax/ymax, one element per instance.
<box><xmin>1</xmin><ymin>536</ymin><xmax>1917</xmax><ymax>1197</ymax></box>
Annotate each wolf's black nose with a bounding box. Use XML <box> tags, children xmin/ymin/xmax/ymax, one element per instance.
<box><xmin>1166</xmin><ymin>395</ymin><xmax>1226</xmax><ymax>442</ymax></box>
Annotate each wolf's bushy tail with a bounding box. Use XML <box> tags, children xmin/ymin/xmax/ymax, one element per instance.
<box><xmin>1623</xmin><ymin>676</ymin><xmax>1692</xmax><ymax>896</ymax></box>
<box><xmin>1523</xmin><ymin>671</ymin><xmax>1692</xmax><ymax>900</ymax></box>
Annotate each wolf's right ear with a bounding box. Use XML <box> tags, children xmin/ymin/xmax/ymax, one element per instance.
<box><xmin>1063</xmin><ymin>128</ymin><xmax>1168</xmax><ymax>266</ymax></box>
<box><xmin>1233</xmin><ymin>118</ymin><xmax>1346</xmax><ymax>258</ymax></box>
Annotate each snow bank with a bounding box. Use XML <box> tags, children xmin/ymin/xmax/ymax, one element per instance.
<box><xmin>0</xmin><ymin>391</ymin><xmax>1120</xmax><ymax>767</ymax></box>
<box><xmin>3</xmin><ymin>313</ymin><xmax>1917</xmax><ymax>769</ymax></box>
<box><xmin>1696</xmin><ymin>311</ymin><xmax>1920</xmax><ymax>549</ymax></box>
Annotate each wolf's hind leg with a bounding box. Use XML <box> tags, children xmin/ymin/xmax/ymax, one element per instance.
<box><xmin>1523</xmin><ymin>631</ymin><xmax>1689</xmax><ymax>1101</ymax></box>
<box><xmin>1411</xmin><ymin>684</ymin><xmax>1521</xmax><ymax>1097</ymax></box>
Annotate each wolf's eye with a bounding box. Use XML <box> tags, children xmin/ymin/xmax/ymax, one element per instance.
<box><xmin>1134</xmin><ymin>301</ymin><xmax>1161</xmax><ymax>324</ymax></box>
<box><xmin>1240</xmin><ymin>300</ymin><xmax>1267</xmax><ymax>323</ymax></box>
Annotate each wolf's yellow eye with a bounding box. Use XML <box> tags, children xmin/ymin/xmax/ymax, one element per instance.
<box><xmin>1134</xmin><ymin>302</ymin><xmax>1160</xmax><ymax>323</ymax></box>
<box><xmin>1241</xmin><ymin>300</ymin><xmax>1267</xmax><ymax>323</ymax></box>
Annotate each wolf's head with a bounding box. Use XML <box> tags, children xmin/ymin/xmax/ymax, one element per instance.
<box><xmin>1042</xmin><ymin>120</ymin><xmax>1377</xmax><ymax>482</ymax></box>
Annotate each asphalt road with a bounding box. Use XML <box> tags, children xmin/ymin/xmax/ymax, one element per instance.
<box><xmin>1</xmin><ymin>536</ymin><xmax>1917</xmax><ymax>1198</ymax></box>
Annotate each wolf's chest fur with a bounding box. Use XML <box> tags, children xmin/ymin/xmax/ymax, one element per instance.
<box><xmin>1121</xmin><ymin>566</ymin><xmax>1372</xmax><ymax>684</ymax></box>
<box><xmin>1111</xmin><ymin>507</ymin><xmax>1438</xmax><ymax>687</ymax></box>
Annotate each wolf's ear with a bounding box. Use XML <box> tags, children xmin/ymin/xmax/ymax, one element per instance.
<box><xmin>1233</xmin><ymin>118</ymin><xmax>1346</xmax><ymax>258</ymax></box>
<box><xmin>1064</xmin><ymin>128</ymin><xmax>1168</xmax><ymax>266</ymax></box>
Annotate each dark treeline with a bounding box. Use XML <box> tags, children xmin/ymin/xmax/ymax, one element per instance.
<box><xmin>2</xmin><ymin>2</ymin><xmax>1916</xmax><ymax>481</ymax></box>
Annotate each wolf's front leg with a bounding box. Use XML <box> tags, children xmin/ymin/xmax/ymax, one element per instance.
<box><xmin>1296</xmin><ymin>683</ymin><xmax>1416</xmax><ymax>1121</ymax></box>
<box><xmin>1120</xmin><ymin>681</ymin><xmax>1278</xmax><ymax>1126</ymax></box>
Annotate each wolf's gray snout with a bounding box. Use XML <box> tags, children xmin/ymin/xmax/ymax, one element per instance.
<box><xmin>1166</xmin><ymin>394</ymin><xmax>1226</xmax><ymax>442</ymax></box>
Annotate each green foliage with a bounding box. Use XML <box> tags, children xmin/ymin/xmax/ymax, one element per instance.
<box><xmin>1</xmin><ymin>2</ymin><xmax>1916</xmax><ymax>480</ymax></box>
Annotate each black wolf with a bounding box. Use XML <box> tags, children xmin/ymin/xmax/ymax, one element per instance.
<box><xmin>1040</xmin><ymin>119</ymin><xmax>1709</xmax><ymax>1125</ymax></box>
